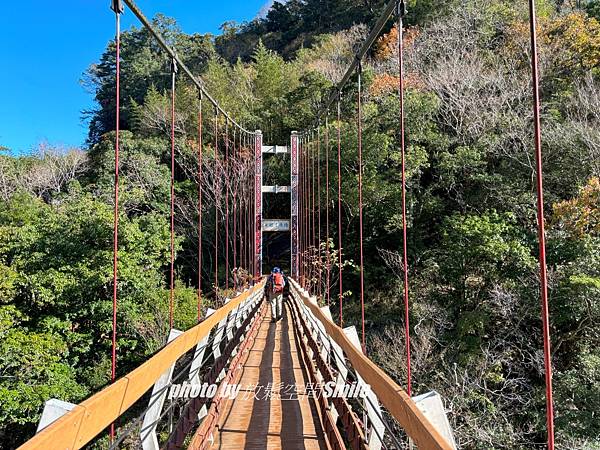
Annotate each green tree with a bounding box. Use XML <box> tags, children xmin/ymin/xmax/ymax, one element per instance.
<box><xmin>84</xmin><ymin>14</ymin><xmax>216</xmax><ymax>144</ymax></box>
<box><xmin>0</xmin><ymin>190</ymin><xmax>183</xmax><ymax>443</ymax></box>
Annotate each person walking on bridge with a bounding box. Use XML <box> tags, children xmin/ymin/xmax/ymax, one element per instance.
<box><xmin>265</xmin><ymin>267</ymin><xmax>286</xmax><ymax>321</ymax></box>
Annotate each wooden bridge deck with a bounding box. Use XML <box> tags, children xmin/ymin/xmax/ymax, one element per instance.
<box><xmin>208</xmin><ymin>303</ymin><xmax>330</xmax><ymax>450</ymax></box>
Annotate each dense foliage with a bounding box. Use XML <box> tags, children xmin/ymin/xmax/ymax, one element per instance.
<box><xmin>1</xmin><ymin>0</ymin><xmax>599</xmax><ymax>448</ymax></box>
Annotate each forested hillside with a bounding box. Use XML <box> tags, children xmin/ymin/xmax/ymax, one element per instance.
<box><xmin>1</xmin><ymin>0</ymin><xmax>599</xmax><ymax>448</ymax></box>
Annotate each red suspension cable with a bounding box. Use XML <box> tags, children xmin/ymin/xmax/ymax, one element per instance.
<box><xmin>303</xmin><ymin>136</ymin><xmax>308</xmax><ymax>286</ymax></box>
<box><xmin>238</xmin><ymin>135</ymin><xmax>243</xmax><ymax>276</ymax></box>
<box><xmin>397</xmin><ymin>1</ymin><xmax>412</xmax><ymax>396</ymax></box>
<box><xmin>307</xmin><ymin>134</ymin><xmax>313</xmax><ymax>290</ymax></box>
<box><xmin>197</xmin><ymin>91</ymin><xmax>203</xmax><ymax>322</ymax></box>
<box><xmin>303</xmin><ymin>135</ymin><xmax>308</xmax><ymax>287</ymax></box>
<box><xmin>304</xmin><ymin>136</ymin><xmax>308</xmax><ymax>287</ymax></box>
<box><xmin>299</xmin><ymin>136</ymin><xmax>303</xmax><ymax>284</ymax></box>
<box><xmin>528</xmin><ymin>1</ymin><xmax>554</xmax><ymax>448</ymax></box>
<box><xmin>243</xmin><ymin>134</ymin><xmax>247</xmax><ymax>276</ymax></box>
<box><xmin>311</xmin><ymin>132</ymin><xmax>316</xmax><ymax>290</ymax></box>
<box><xmin>305</xmin><ymin>134</ymin><xmax>309</xmax><ymax>288</ymax></box>
<box><xmin>325</xmin><ymin>117</ymin><xmax>331</xmax><ymax>305</ymax></box>
<box><xmin>357</xmin><ymin>64</ymin><xmax>366</xmax><ymax>354</ymax></box>
<box><xmin>110</xmin><ymin>2</ymin><xmax>122</xmax><ymax>440</ymax></box>
<box><xmin>247</xmin><ymin>143</ymin><xmax>251</xmax><ymax>276</ymax></box>
<box><xmin>169</xmin><ymin>58</ymin><xmax>177</xmax><ymax>330</ymax></box>
<box><xmin>225</xmin><ymin>120</ymin><xmax>230</xmax><ymax>290</ymax></box>
<box><xmin>300</xmin><ymin>136</ymin><xmax>305</xmax><ymax>285</ymax></box>
<box><xmin>252</xmin><ymin>132</ymin><xmax>257</xmax><ymax>281</ymax></box>
<box><xmin>232</xmin><ymin>129</ymin><xmax>237</xmax><ymax>276</ymax></box>
<box><xmin>233</xmin><ymin>130</ymin><xmax>238</xmax><ymax>283</ymax></box>
<box><xmin>248</xmin><ymin>142</ymin><xmax>253</xmax><ymax>277</ymax></box>
<box><xmin>238</xmin><ymin>132</ymin><xmax>242</xmax><ymax>276</ymax></box>
<box><xmin>214</xmin><ymin>109</ymin><xmax>219</xmax><ymax>297</ymax></box>
<box><xmin>240</xmin><ymin>132</ymin><xmax>244</xmax><ymax>276</ymax></box>
<box><xmin>337</xmin><ymin>97</ymin><xmax>344</xmax><ymax>326</ymax></box>
<box><xmin>244</xmin><ymin>134</ymin><xmax>250</xmax><ymax>275</ymax></box>
<box><xmin>246</xmin><ymin>163</ymin><xmax>250</xmax><ymax>276</ymax></box>
<box><xmin>238</xmin><ymin>134</ymin><xmax>242</xmax><ymax>280</ymax></box>
<box><xmin>317</xmin><ymin>126</ymin><xmax>322</xmax><ymax>299</ymax></box>
<box><xmin>307</xmin><ymin>135</ymin><xmax>313</xmax><ymax>288</ymax></box>
<box><xmin>241</xmin><ymin>131</ymin><xmax>245</xmax><ymax>273</ymax></box>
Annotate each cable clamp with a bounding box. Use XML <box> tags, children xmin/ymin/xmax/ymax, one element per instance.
<box><xmin>355</xmin><ymin>55</ymin><xmax>362</xmax><ymax>74</ymax></box>
<box><xmin>111</xmin><ymin>0</ymin><xmax>124</xmax><ymax>14</ymax></box>
<box><xmin>397</xmin><ymin>0</ymin><xmax>407</xmax><ymax>18</ymax></box>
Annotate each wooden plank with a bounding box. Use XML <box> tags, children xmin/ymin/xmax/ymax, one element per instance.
<box><xmin>19</xmin><ymin>282</ymin><xmax>265</xmax><ymax>450</ymax></box>
<box><xmin>210</xmin><ymin>309</ymin><xmax>329</xmax><ymax>450</ymax></box>
<box><xmin>290</xmin><ymin>280</ymin><xmax>454</xmax><ymax>450</ymax></box>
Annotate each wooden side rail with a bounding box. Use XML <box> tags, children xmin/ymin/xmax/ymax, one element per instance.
<box><xmin>289</xmin><ymin>279</ymin><xmax>453</xmax><ymax>450</ymax></box>
<box><xmin>19</xmin><ymin>281</ymin><xmax>265</xmax><ymax>450</ymax></box>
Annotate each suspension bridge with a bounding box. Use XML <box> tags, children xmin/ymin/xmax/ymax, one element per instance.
<box><xmin>19</xmin><ymin>0</ymin><xmax>555</xmax><ymax>448</ymax></box>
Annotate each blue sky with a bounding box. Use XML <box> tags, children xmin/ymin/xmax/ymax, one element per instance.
<box><xmin>0</xmin><ymin>1</ymin><xmax>268</xmax><ymax>154</ymax></box>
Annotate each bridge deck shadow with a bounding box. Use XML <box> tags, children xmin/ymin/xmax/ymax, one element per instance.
<box><xmin>210</xmin><ymin>302</ymin><xmax>329</xmax><ymax>450</ymax></box>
